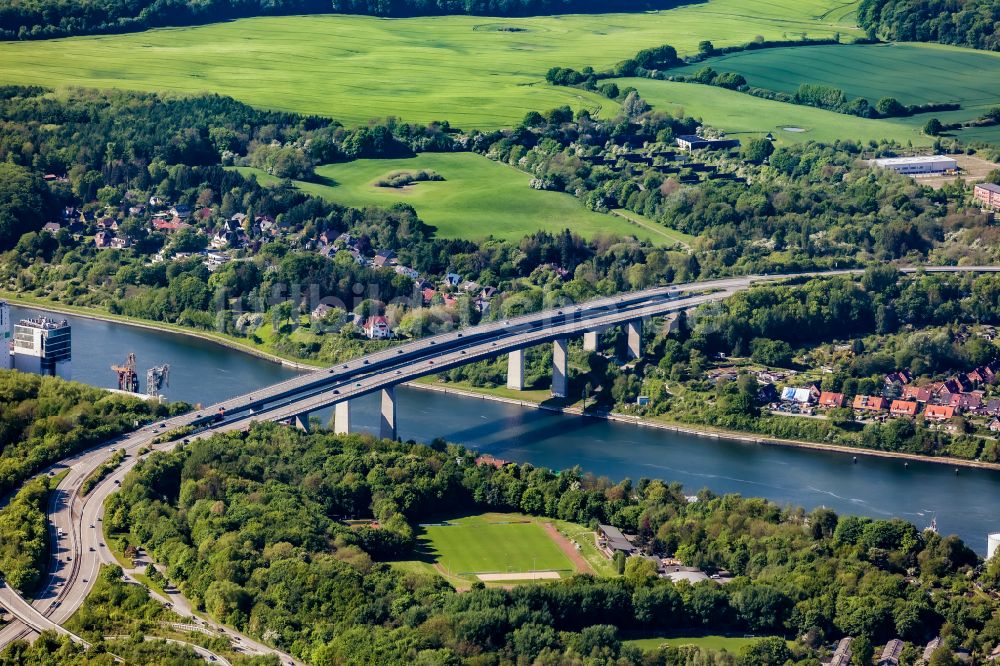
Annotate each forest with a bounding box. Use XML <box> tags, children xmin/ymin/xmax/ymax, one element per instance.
<box><xmin>857</xmin><ymin>0</ymin><xmax>1000</xmax><ymax>51</ymax></box>
<box><xmin>0</xmin><ymin>369</ymin><xmax>186</xmax><ymax>499</ymax></box>
<box><xmin>85</xmin><ymin>422</ymin><xmax>1000</xmax><ymax>664</ymax></box>
<box><xmin>0</xmin><ymin>0</ymin><xmax>692</xmax><ymax>40</ymax></box>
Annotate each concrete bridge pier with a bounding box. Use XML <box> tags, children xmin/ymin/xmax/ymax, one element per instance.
<box><xmin>507</xmin><ymin>349</ymin><xmax>525</xmax><ymax>390</ymax></box>
<box><xmin>294</xmin><ymin>413</ymin><xmax>311</xmax><ymax>432</ymax></box>
<box><xmin>551</xmin><ymin>338</ymin><xmax>568</xmax><ymax>398</ymax></box>
<box><xmin>334</xmin><ymin>401</ymin><xmax>351</xmax><ymax>435</ymax></box>
<box><xmin>626</xmin><ymin>320</ymin><xmax>642</xmax><ymax>359</ymax></box>
<box><xmin>583</xmin><ymin>331</ymin><xmax>599</xmax><ymax>352</ymax></box>
<box><xmin>379</xmin><ymin>387</ymin><xmax>397</xmax><ymax>440</ymax></box>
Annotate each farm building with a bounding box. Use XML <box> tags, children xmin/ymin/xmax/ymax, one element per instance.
<box><xmin>871</xmin><ymin>155</ymin><xmax>957</xmax><ymax>175</ymax></box>
<box><xmin>974</xmin><ymin>183</ymin><xmax>1000</xmax><ymax>210</ymax></box>
<box><xmin>675</xmin><ymin>135</ymin><xmax>740</xmax><ymax>152</ymax></box>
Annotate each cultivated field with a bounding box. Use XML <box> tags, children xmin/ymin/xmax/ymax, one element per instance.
<box><xmin>0</xmin><ymin>0</ymin><xmax>861</xmax><ymax>128</ymax></box>
<box><xmin>669</xmin><ymin>42</ymin><xmax>1000</xmax><ymax>144</ymax></box>
<box><xmin>614</xmin><ymin>78</ymin><xmax>932</xmax><ymax>146</ymax></box>
<box><xmin>236</xmin><ymin>153</ymin><xmax>678</xmax><ymax>242</ymax></box>
<box><xmin>412</xmin><ymin>513</ymin><xmax>579</xmax><ymax>582</ymax></box>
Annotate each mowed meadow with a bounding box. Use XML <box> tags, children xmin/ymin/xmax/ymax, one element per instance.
<box><xmin>234</xmin><ymin>153</ymin><xmax>687</xmax><ymax>243</ymax></box>
<box><xmin>663</xmin><ymin>42</ymin><xmax>1000</xmax><ymax>145</ymax></box>
<box><xmin>0</xmin><ymin>0</ymin><xmax>861</xmax><ymax>128</ymax></box>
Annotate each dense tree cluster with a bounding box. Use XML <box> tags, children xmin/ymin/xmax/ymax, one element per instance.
<box><xmin>0</xmin><ymin>369</ymin><xmax>185</xmax><ymax>498</ymax></box>
<box><xmin>858</xmin><ymin>0</ymin><xmax>1000</xmax><ymax>51</ymax></box>
<box><xmin>99</xmin><ymin>422</ymin><xmax>1000</xmax><ymax>664</ymax></box>
<box><xmin>0</xmin><ymin>0</ymin><xmax>692</xmax><ymax>40</ymax></box>
<box><xmin>0</xmin><ymin>476</ymin><xmax>49</xmax><ymax>593</ymax></box>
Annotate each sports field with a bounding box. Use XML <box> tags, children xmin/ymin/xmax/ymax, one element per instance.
<box><xmin>614</xmin><ymin>78</ymin><xmax>931</xmax><ymax>145</ymax></box>
<box><xmin>625</xmin><ymin>634</ymin><xmax>788</xmax><ymax>653</ymax></box>
<box><xmin>236</xmin><ymin>153</ymin><xmax>679</xmax><ymax>242</ymax></box>
<box><xmin>0</xmin><ymin>0</ymin><xmax>861</xmax><ymax>128</ymax></box>
<box><xmin>417</xmin><ymin>513</ymin><xmax>577</xmax><ymax>581</ymax></box>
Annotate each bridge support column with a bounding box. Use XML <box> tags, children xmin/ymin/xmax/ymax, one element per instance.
<box><xmin>661</xmin><ymin>313</ymin><xmax>678</xmax><ymax>336</ymax></box>
<box><xmin>379</xmin><ymin>387</ymin><xmax>397</xmax><ymax>441</ymax></box>
<box><xmin>294</xmin><ymin>413</ymin><xmax>310</xmax><ymax>432</ymax></box>
<box><xmin>551</xmin><ymin>338</ymin><xmax>568</xmax><ymax>398</ymax></box>
<box><xmin>334</xmin><ymin>401</ymin><xmax>351</xmax><ymax>435</ymax></box>
<box><xmin>583</xmin><ymin>331</ymin><xmax>599</xmax><ymax>352</ymax></box>
<box><xmin>626</xmin><ymin>320</ymin><xmax>642</xmax><ymax>359</ymax></box>
<box><xmin>507</xmin><ymin>350</ymin><xmax>525</xmax><ymax>390</ymax></box>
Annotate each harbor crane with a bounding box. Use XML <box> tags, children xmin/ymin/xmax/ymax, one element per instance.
<box><xmin>111</xmin><ymin>353</ymin><xmax>138</xmax><ymax>393</ymax></box>
<box><xmin>146</xmin><ymin>364</ymin><xmax>169</xmax><ymax>398</ymax></box>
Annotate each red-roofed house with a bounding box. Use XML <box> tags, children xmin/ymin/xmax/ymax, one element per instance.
<box><xmin>818</xmin><ymin>392</ymin><xmax>845</xmax><ymax>409</ymax></box>
<box><xmin>924</xmin><ymin>405</ymin><xmax>956</xmax><ymax>422</ymax></box>
<box><xmin>890</xmin><ymin>400</ymin><xmax>919</xmax><ymax>417</ymax></box>
<box><xmin>903</xmin><ymin>386</ymin><xmax>932</xmax><ymax>403</ymax></box>
<box><xmin>363</xmin><ymin>315</ymin><xmax>392</xmax><ymax>340</ymax></box>
<box><xmin>853</xmin><ymin>395</ymin><xmax>888</xmax><ymax>412</ymax></box>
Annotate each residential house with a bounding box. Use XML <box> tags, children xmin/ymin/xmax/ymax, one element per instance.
<box><xmin>890</xmin><ymin>400</ymin><xmax>919</xmax><ymax>417</ymax></box>
<box><xmin>148</xmin><ymin>196</ymin><xmax>164</xmax><ymax>207</ymax></box>
<box><xmin>94</xmin><ymin>230</ymin><xmax>114</xmax><ymax>249</ymax></box>
<box><xmin>459</xmin><ymin>280</ymin><xmax>481</xmax><ymax>293</ymax></box>
<box><xmin>394</xmin><ymin>265</ymin><xmax>419</xmax><ymax>279</ymax></box>
<box><xmin>950</xmin><ymin>392</ymin><xmax>983</xmax><ymax>412</ymax></box>
<box><xmin>924</xmin><ymin>405</ymin><xmax>956</xmax><ymax>422</ymax></box>
<box><xmin>878</xmin><ymin>639</ymin><xmax>904</xmax><ymax>666</ymax></box>
<box><xmin>170</xmin><ymin>204</ymin><xmax>192</xmax><ymax>219</ymax></box>
<box><xmin>919</xmin><ymin>637</ymin><xmax>942</xmax><ymax>666</ymax></box>
<box><xmin>373</xmin><ymin>250</ymin><xmax>396</xmax><ymax>268</ymax></box>
<box><xmin>986</xmin><ymin>642</ymin><xmax>1000</xmax><ymax>662</ymax></box>
<box><xmin>988</xmin><ymin>418</ymin><xmax>1000</xmax><ymax>433</ymax></box>
<box><xmin>444</xmin><ymin>272</ymin><xmax>461</xmax><ymax>286</ymax></box>
<box><xmin>110</xmin><ymin>236</ymin><xmax>132</xmax><ymax>250</ymax></box>
<box><xmin>826</xmin><ymin>637</ymin><xmax>853</xmax><ymax>666</ymax></box>
<box><xmin>363</xmin><ymin>315</ymin><xmax>392</xmax><ymax>340</ymax></box>
<box><xmin>986</xmin><ymin>399</ymin><xmax>1000</xmax><ymax>416</ymax></box>
<box><xmin>818</xmin><ymin>391</ymin><xmax>845</xmax><ymax>409</ymax></box>
<box><xmin>885</xmin><ymin>370</ymin><xmax>912</xmax><ymax>386</ymax></box>
<box><xmin>596</xmin><ymin>524</ymin><xmax>636</xmax><ymax>558</ymax></box>
<box><xmin>152</xmin><ymin>217</ymin><xmax>191</xmax><ymax>233</ymax></box>
<box><xmin>421</xmin><ymin>287</ymin><xmax>438</xmax><ymax>305</ymax></box>
<box><xmin>480</xmin><ymin>286</ymin><xmax>497</xmax><ymax>300</ymax></box>
<box><xmin>903</xmin><ymin>386</ymin><xmax>933</xmax><ymax>403</ymax></box>
<box><xmin>853</xmin><ymin>395</ymin><xmax>889</xmax><ymax>412</ymax></box>
<box><xmin>42</xmin><ymin>222</ymin><xmax>61</xmax><ymax>234</ymax></box>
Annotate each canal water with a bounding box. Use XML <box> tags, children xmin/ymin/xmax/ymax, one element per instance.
<box><xmin>12</xmin><ymin>306</ymin><xmax>1000</xmax><ymax>553</ymax></box>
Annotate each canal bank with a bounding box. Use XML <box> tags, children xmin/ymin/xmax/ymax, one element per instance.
<box><xmin>1</xmin><ymin>292</ymin><xmax>321</xmax><ymax>371</ymax></box>
<box><xmin>9</xmin><ymin>304</ymin><xmax>1000</xmax><ymax>552</ymax></box>
<box><xmin>408</xmin><ymin>382</ymin><xmax>1000</xmax><ymax>473</ymax></box>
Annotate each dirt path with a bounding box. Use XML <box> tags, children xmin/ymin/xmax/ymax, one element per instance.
<box><xmin>542</xmin><ymin>523</ymin><xmax>595</xmax><ymax>574</ymax></box>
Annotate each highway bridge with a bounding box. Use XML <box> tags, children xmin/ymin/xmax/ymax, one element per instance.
<box><xmin>2</xmin><ymin>266</ymin><xmax>999</xmax><ymax>660</ymax></box>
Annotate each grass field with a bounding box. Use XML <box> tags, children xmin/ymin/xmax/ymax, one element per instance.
<box><xmin>624</xmin><ymin>634</ymin><xmax>783</xmax><ymax>652</ymax></box>
<box><xmin>613</xmin><ymin>77</ymin><xmax>933</xmax><ymax>145</ymax></box>
<box><xmin>0</xmin><ymin>0</ymin><xmax>861</xmax><ymax>128</ymax></box>
<box><xmin>410</xmin><ymin>513</ymin><xmax>577</xmax><ymax>582</ymax></box>
<box><xmin>236</xmin><ymin>153</ymin><xmax>677</xmax><ymax>242</ymax></box>
<box><xmin>668</xmin><ymin>42</ymin><xmax>1000</xmax><ymax>145</ymax></box>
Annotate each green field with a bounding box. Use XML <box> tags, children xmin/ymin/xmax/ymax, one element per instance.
<box><xmin>614</xmin><ymin>77</ymin><xmax>933</xmax><ymax>145</ymax></box>
<box><xmin>625</xmin><ymin>634</ymin><xmax>784</xmax><ymax>653</ymax></box>
<box><xmin>411</xmin><ymin>513</ymin><xmax>576</xmax><ymax>580</ymax></box>
<box><xmin>667</xmin><ymin>42</ymin><xmax>1000</xmax><ymax>144</ymax></box>
<box><xmin>236</xmin><ymin>153</ymin><xmax>680</xmax><ymax>242</ymax></box>
<box><xmin>0</xmin><ymin>0</ymin><xmax>860</xmax><ymax>128</ymax></box>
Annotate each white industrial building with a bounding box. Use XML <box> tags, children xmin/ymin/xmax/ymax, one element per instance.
<box><xmin>12</xmin><ymin>315</ymin><xmax>72</xmax><ymax>379</ymax></box>
<box><xmin>0</xmin><ymin>301</ymin><xmax>11</xmax><ymax>370</ymax></box>
<box><xmin>871</xmin><ymin>155</ymin><xmax>957</xmax><ymax>175</ymax></box>
<box><xmin>989</xmin><ymin>533</ymin><xmax>1000</xmax><ymax>560</ymax></box>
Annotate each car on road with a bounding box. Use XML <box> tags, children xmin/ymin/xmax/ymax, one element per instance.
<box><xmin>88</xmin><ymin>547</ymin><xmax>95</xmax><ymax>551</ymax></box>
<box><xmin>90</xmin><ymin>524</ymin><xmax>95</xmax><ymax>528</ymax></box>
